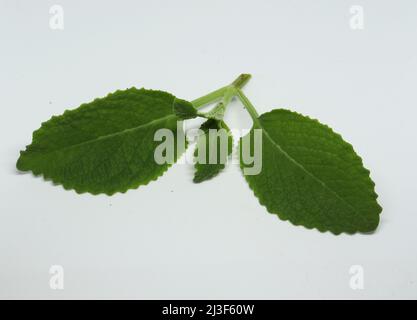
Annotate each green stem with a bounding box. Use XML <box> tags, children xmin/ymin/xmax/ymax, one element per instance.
<box><xmin>191</xmin><ymin>73</ymin><xmax>252</xmax><ymax>110</ymax></box>
<box><xmin>198</xmin><ymin>86</ymin><xmax>234</xmax><ymax>120</ymax></box>
<box><xmin>190</xmin><ymin>74</ymin><xmax>260</xmax><ymax>123</ymax></box>
<box><xmin>191</xmin><ymin>86</ymin><xmax>228</xmax><ymax>109</ymax></box>
<box><xmin>234</xmin><ymin>88</ymin><xmax>259</xmax><ymax>121</ymax></box>
<box><xmin>231</xmin><ymin>73</ymin><xmax>252</xmax><ymax>89</ymax></box>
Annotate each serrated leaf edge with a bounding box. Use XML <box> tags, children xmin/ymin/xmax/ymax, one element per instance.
<box><xmin>240</xmin><ymin>108</ymin><xmax>382</xmax><ymax>235</ymax></box>
<box><xmin>17</xmin><ymin>87</ymin><xmax>186</xmax><ymax>195</ymax></box>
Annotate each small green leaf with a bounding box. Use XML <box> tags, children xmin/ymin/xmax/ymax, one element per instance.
<box><xmin>240</xmin><ymin>109</ymin><xmax>381</xmax><ymax>234</ymax></box>
<box><xmin>173</xmin><ymin>98</ymin><xmax>198</xmax><ymax>119</ymax></box>
<box><xmin>17</xmin><ymin>88</ymin><xmax>188</xmax><ymax>195</ymax></box>
<box><xmin>194</xmin><ymin>119</ymin><xmax>233</xmax><ymax>183</ymax></box>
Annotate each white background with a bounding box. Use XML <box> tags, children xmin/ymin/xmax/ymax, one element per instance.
<box><xmin>1</xmin><ymin>0</ymin><xmax>416</xmax><ymax>299</ymax></box>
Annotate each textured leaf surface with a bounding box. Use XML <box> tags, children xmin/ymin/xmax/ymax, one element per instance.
<box><xmin>194</xmin><ymin>119</ymin><xmax>233</xmax><ymax>183</ymax></box>
<box><xmin>240</xmin><ymin>109</ymin><xmax>382</xmax><ymax>234</ymax></box>
<box><xmin>17</xmin><ymin>88</ymin><xmax>187</xmax><ymax>195</ymax></box>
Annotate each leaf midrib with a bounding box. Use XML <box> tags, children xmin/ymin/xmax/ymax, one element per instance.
<box><xmin>34</xmin><ymin>114</ymin><xmax>176</xmax><ymax>156</ymax></box>
<box><xmin>258</xmin><ymin>121</ymin><xmax>359</xmax><ymax>215</ymax></box>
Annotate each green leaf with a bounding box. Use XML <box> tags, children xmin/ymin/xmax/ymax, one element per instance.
<box><xmin>16</xmin><ymin>88</ymin><xmax>187</xmax><ymax>195</ymax></box>
<box><xmin>194</xmin><ymin>119</ymin><xmax>233</xmax><ymax>183</ymax></box>
<box><xmin>240</xmin><ymin>109</ymin><xmax>382</xmax><ymax>234</ymax></box>
<box><xmin>173</xmin><ymin>98</ymin><xmax>198</xmax><ymax>119</ymax></box>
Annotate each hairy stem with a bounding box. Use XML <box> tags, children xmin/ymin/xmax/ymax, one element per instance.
<box><xmin>191</xmin><ymin>74</ymin><xmax>260</xmax><ymax>123</ymax></box>
<box><xmin>234</xmin><ymin>88</ymin><xmax>260</xmax><ymax>121</ymax></box>
<box><xmin>197</xmin><ymin>86</ymin><xmax>235</xmax><ymax>120</ymax></box>
<box><xmin>191</xmin><ymin>74</ymin><xmax>252</xmax><ymax>110</ymax></box>
<box><xmin>231</xmin><ymin>73</ymin><xmax>252</xmax><ymax>89</ymax></box>
<box><xmin>191</xmin><ymin>86</ymin><xmax>228</xmax><ymax>109</ymax></box>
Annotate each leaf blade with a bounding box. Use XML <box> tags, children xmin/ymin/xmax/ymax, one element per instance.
<box><xmin>17</xmin><ymin>88</ymin><xmax>187</xmax><ymax>195</ymax></box>
<box><xmin>193</xmin><ymin>119</ymin><xmax>233</xmax><ymax>183</ymax></box>
<box><xmin>240</xmin><ymin>109</ymin><xmax>381</xmax><ymax>234</ymax></box>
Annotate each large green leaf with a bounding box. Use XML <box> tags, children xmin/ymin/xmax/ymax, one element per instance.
<box><xmin>16</xmin><ymin>88</ymin><xmax>187</xmax><ymax>195</ymax></box>
<box><xmin>193</xmin><ymin>119</ymin><xmax>233</xmax><ymax>183</ymax></box>
<box><xmin>240</xmin><ymin>109</ymin><xmax>382</xmax><ymax>234</ymax></box>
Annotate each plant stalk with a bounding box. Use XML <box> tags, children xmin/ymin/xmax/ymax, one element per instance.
<box><xmin>191</xmin><ymin>86</ymin><xmax>228</xmax><ymax>109</ymax></box>
<box><xmin>191</xmin><ymin>73</ymin><xmax>259</xmax><ymax>123</ymax></box>
<box><xmin>234</xmin><ymin>88</ymin><xmax>259</xmax><ymax>121</ymax></box>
